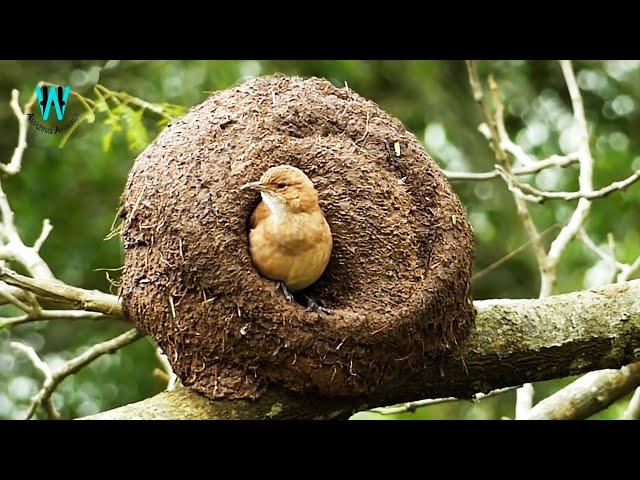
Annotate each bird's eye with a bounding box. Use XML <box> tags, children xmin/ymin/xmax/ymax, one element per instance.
<box><xmin>277</xmin><ymin>183</ymin><xmax>286</xmax><ymax>189</ymax></box>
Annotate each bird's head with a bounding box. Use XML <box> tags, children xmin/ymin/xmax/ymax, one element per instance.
<box><xmin>241</xmin><ymin>165</ymin><xmax>319</xmax><ymax>214</ymax></box>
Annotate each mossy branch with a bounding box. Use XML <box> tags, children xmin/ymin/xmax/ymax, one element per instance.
<box><xmin>83</xmin><ymin>280</ymin><xmax>640</xmax><ymax>420</ymax></box>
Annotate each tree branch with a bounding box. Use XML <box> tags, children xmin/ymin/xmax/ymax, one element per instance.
<box><xmin>0</xmin><ymin>309</ymin><xmax>109</xmax><ymax>329</ymax></box>
<box><xmin>495</xmin><ymin>166</ymin><xmax>640</xmax><ymax>203</ymax></box>
<box><xmin>0</xmin><ymin>267</ymin><xmax>122</xmax><ymax>317</ymax></box>
<box><xmin>622</xmin><ymin>386</ymin><xmax>640</xmax><ymax>419</ymax></box>
<box><xmin>444</xmin><ymin>153</ymin><xmax>579</xmax><ymax>181</ymax></box>
<box><xmin>83</xmin><ymin>280</ymin><xmax>640</xmax><ymax>420</ymax></box>
<box><xmin>369</xmin><ymin>386</ymin><xmax>517</xmax><ymax>415</ymax></box>
<box><xmin>23</xmin><ymin>328</ymin><xmax>143</xmax><ymax>419</ymax></box>
<box><xmin>524</xmin><ymin>363</ymin><xmax>640</xmax><ymax>420</ymax></box>
<box><xmin>11</xmin><ymin>341</ymin><xmax>59</xmax><ymax>419</ymax></box>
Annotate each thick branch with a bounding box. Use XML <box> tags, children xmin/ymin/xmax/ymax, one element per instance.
<box><xmin>82</xmin><ymin>386</ymin><xmax>361</xmax><ymax>420</ymax></box>
<box><xmin>83</xmin><ymin>280</ymin><xmax>640</xmax><ymax>420</ymax></box>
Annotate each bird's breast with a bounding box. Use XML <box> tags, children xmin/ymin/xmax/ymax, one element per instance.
<box><xmin>248</xmin><ymin>208</ymin><xmax>332</xmax><ymax>291</ymax></box>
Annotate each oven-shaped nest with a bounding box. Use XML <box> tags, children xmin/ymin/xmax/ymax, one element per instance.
<box><xmin>120</xmin><ymin>75</ymin><xmax>475</xmax><ymax>399</ymax></box>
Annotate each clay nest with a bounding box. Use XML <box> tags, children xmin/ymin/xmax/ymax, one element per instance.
<box><xmin>120</xmin><ymin>75</ymin><xmax>475</xmax><ymax>400</ymax></box>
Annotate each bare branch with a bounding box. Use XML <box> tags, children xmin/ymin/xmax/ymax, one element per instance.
<box><xmin>11</xmin><ymin>341</ymin><xmax>59</xmax><ymax>419</ymax></box>
<box><xmin>0</xmin><ymin>182</ymin><xmax>54</xmax><ymax>279</ymax></box>
<box><xmin>32</xmin><ymin>219</ymin><xmax>53</xmax><ymax>253</ymax></box>
<box><xmin>24</xmin><ymin>328</ymin><xmax>143</xmax><ymax>419</ymax></box>
<box><xmin>542</xmin><ymin>60</ymin><xmax>595</xmax><ymax>295</ymax></box>
<box><xmin>2</xmin><ymin>90</ymin><xmax>30</xmax><ymax>176</ymax></box>
<box><xmin>495</xmin><ymin>167</ymin><xmax>640</xmax><ymax>203</ymax></box>
<box><xmin>524</xmin><ymin>363</ymin><xmax>640</xmax><ymax>420</ymax></box>
<box><xmin>156</xmin><ymin>347</ymin><xmax>180</xmax><ymax>391</ymax></box>
<box><xmin>525</xmin><ymin>60</ymin><xmax>601</xmax><ymax>414</ymax></box>
<box><xmin>370</xmin><ymin>386</ymin><xmax>516</xmax><ymax>415</ymax></box>
<box><xmin>579</xmin><ymin>229</ymin><xmax>621</xmax><ymax>271</ymax></box>
<box><xmin>622</xmin><ymin>387</ymin><xmax>640</xmax><ymax>419</ymax></box>
<box><xmin>0</xmin><ymin>267</ymin><xmax>123</xmax><ymax>317</ymax></box>
<box><xmin>0</xmin><ymin>309</ymin><xmax>108</xmax><ymax>329</ymax></box>
<box><xmin>515</xmin><ymin>383</ymin><xmax>535</xmax><ymax>419</ymax></box>
<box><xmin>0</xmin><ymin>286</ymin><xmax>34</xmax><ymax>313</ymax></box>
<box><xmin>619</xmin><ymin>255</ymin><xmax>640</xmax><ymax>283</ymax></box>
<box><xmin>467</xmin><ymin>63</ymin><xmax>555</xmax><ymax>413</ymax></box>
<box><xmin>444</xmin><ymin>153</ymin><xmax>579</xmax><ymax>181</ymax></box>
<box><xmin>466</xmin><ymin>62</ymin><xmax>548</xmax><ymax>279</ymax></box>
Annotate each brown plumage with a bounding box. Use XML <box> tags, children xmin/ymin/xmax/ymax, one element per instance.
<box><xmin>242</xmin><ymin>165</ymin><xmax>332</xmax><ymax>300</ymax></box>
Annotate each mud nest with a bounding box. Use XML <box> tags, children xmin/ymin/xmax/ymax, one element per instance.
<box><xmin>120</xmin><ymin>75</ymin><xmax>475</xmax><ymax>400</ymax></box>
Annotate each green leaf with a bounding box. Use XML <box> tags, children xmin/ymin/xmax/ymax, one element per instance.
<box><xmin>102</xmin><ymin>129</ymin><xmax>114</xmax><ymax>152</ymax></box>
<box><xmin>58</xmin><ymin>111</ymin><xmax>91</xmax><ymax>148</ymax></box>
<box><xmin>122</xmin><ymin>106</ymin><xmax>149</xmax><ymax>152</ymax></box>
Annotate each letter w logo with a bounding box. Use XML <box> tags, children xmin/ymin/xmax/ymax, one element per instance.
<box><xmin>35</xmin><ymin>85</ymin><xmax>71</xmax><ymax>121</ymax></box>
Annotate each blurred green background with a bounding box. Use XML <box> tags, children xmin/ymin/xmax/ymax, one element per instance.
<box><xmin>0</xmin><ymin>60</ymin><xmax>638</xmax><ymax>420</ymax></box>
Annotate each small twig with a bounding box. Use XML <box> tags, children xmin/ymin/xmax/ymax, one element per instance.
<box><xmin>0</xmin><ymin>286</ymin><xmax>34</xmax><ymax>313</ymax></box>
<box><xmin>619</xmin><ymin>256</ymin><xmax>640</xmax><ymax>282</ymax></box>
<box><xmin>2</xmin><ymin>90</ymin><xmax>32</xmax><ymax>176</ymax></box>
<box><xmin>515</xmin><ymin>382</ymin><xmax>535</xmax><ymax>419</ymax></box>
<box><xmin>541</xmin><ymin>60</ymin><xmax>595</xmax><ymax>296</ymax></box>
<box><xmin>11</xmin><ymin>342</ymin><xmax>60</xmax><ymax>419</ymax></box>
<box><xmin>466</xmin><ymin>63</ymin><xmax>548</xmax><ymax>273</ymax></box>
<box><xmin>23</xmin><ymin>328</ymin><xmax>144</xmax><ymax>420</ymax></box>
<box><xmin>0</xmin><ymin>187</ymin><xmax>54</xmax><ymax>279</ymax></box>
<box><xmin>370</xmin><ymin>386</ymin><xmax>516</xmax><ymax>415</ymax></box>
<box><xmin>495</xmin><ymin>167</ymin><xmax>640</xmax><ymax>203</ymax></box>
<box><xmin>579</xmin><ymin>229</ymin><xmax>622</xmax><ymax>272</ymax></box>
<box><xmin>32</xmin><ymin>219</ymin><xmax>53</xmax><ymax>252</ymax></box>
<box><xmin>1</xmin><ymin>87</ymin><xmax>35</xmax><ymax>177</ymax></box>
<box><xmin>473</xmin><ymin>223</ymin><xmax>560</xmax><ymax>281</ymax></box>
<box><xmin>356</xmin><ymin>112</ymin><xmax>370</xmax><ymax>143</ymax></box>
<box><xmin>444</xmin><ymin>153</ymin><xmax>579</xmax><ymax>181</ymax></box>
<box><xmin>0</xmin><ymin>309</ymin><xmax>108</xmax><ymax>329</ymax></box>
<box><xmin>156</xmin><ymin>347</ymin><xmax>180</xmax><ymax>391</ymax></box>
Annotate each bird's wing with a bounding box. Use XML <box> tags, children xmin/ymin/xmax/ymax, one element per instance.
<box><xmin>250</xmin><ymin>201</ymin><xmax>271</xmax><ymax>229</ymax></box>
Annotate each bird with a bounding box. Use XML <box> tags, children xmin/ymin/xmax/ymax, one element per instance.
<box><xmin>241</xmin><ymin>165</ymin><xmax>333</xmax><ymax>314</ymax></box>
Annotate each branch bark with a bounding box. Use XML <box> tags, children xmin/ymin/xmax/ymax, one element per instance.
<box><xmin>622</xmin><ymin>386</ymin><xmax>640</xmax><ymax>419</ymax></box>
<box><xmin>83</xmin><ymin>279</ymin><xmax>640</xmax><ymax>420</ymax></box>
<box><xmin>0</xmin><ymin>267</ymin><xmax>122</xmax><ymax>317</ymax></box>
<box><xmin>524</xmin><ymin>363</ymin><xmax>640</xmax><ymax>420</ymax></box>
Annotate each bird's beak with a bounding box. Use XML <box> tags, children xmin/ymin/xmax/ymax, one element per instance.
<box><xmin>240</xmin><ymin>181</ymin><xmax>264</xmax><ymax>192</ymax></box>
